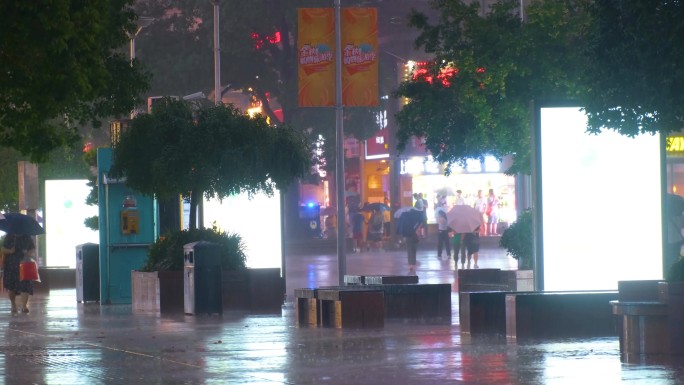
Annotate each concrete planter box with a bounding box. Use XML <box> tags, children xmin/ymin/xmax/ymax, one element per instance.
<box><xmin>131</xmin><ymin>270</ymin><xmax>184</xmax><ymax>313</ymax></box>
<box><xmin>222</xmin><ymin>268</ymin><xmax>284</xmax><ymax>313</ymax></box>
<box><xmin>132</xmin><ymin>268</ymin><xmax>284</xmax><ymax>314</ymax></box>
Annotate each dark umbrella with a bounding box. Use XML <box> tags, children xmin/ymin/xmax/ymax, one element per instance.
<box><xmin>362</xmin><ymin>202</ymin><xmax>390</xmax><ymax>212</ymax></box>
<box><xmin>0</xmin><ymin>213</ymin><xmax>45</xmax><ymax>235</ymax></box>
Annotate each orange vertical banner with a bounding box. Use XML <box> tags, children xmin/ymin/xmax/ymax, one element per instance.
<box><xmin>298</xmin><ymin>8</ymin><xmax>335</xmax><ymax>107</ymax></box>
<box><xmin>342</xmin><ymin>8</ymin><xmax>378</xmax><ymax>107</ymax></box>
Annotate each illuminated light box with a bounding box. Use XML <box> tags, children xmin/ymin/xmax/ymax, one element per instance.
<box><xmin>45</xmin><ymin>180</ymin><xmax>99</xmax><ymax>268</ymax></box>
<box><xmin>534</xmin><ymin>104</ymin><xmax>662</xmax><ymax>291</ymax></box>
<box><xmin>203</xmin><ymin>190</ymin><xmax>281</xmax><ymax>269</ymax></box>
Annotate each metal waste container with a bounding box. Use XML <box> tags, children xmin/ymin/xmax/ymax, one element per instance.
<box><xmin>299</xmin><ymin>203</ymin><xmax>321</xmax><ymax>238</ymax></box>
<box><xmin>75</xmin><ymin>243</ymin><xmax>100</xmax><ymax>302</ymax></box>
<box><xmin>184</xmin><ymin>241</ymin><xmax>222</xmax><ymax>315</ymax></box>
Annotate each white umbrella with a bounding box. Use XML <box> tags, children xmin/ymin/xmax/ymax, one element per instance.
<box><xmin>446</xmin><ymin>205</ymin><xmax>482</xmax><ymax>233</ymax></box>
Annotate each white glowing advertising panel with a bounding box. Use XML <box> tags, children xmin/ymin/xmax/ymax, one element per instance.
<box><xmin>203</xmin><ymin>190</ymin><xmax>281</xmax><ymax>269</ymax></box>
<box><xmin>537</xmin><ymin>106</ymin><xmax>662</xmax><ymax>291</ymax></box>
<box><xmin>45</xmin><ymin>180</ymin><xmax>99</xmax><ymax>268</ymax></box>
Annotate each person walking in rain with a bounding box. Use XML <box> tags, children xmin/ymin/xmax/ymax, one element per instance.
<box><xmin>398</xmin><ymin>200</ymin><xmax>425</xmax><ymax>274</ymax></box>
<box><xmin>436</xmin><ymin>209</ymin><xmax>451</xmax><ymax>259</ymax></box>
<box><xmin>2</xmin><ymin>234</ymin><xmax>36</xmax><ymax>314</ymax></box>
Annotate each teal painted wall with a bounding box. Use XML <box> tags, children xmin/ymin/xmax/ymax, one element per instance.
<box><xmin>97</xmin><ymin>148</ymin><xmax>157</xmax><ymax>304</ymax></box>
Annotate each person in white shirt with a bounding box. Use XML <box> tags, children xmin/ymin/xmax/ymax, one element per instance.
<box><xmin>455</xmin><ymin>190</ymin><xmax>466</xmax><ymax>206</ymax></box>
<box><xmin>436</xmin><ymin>209</ymin><xmax>451</xmax><ymax>259</ymax></box>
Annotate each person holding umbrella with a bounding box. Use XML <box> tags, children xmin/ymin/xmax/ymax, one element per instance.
<box><xmin>0</xmin><ymin>212</ymin><xmax>44</xmax><ymax>314</ymax></box>
<box><xmin>446</xmin><ymin>205</ymin><xmax>484</xmax><ymax>269</ymax></box>
<box><xmin>2</xmin><ymin>234</ymin><xmax>36</xmax><ymax>313</ymax></box>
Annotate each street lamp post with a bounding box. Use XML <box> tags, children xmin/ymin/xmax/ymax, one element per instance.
<box><xmin>212</xmin><ymin>1</ymin><xmax>221</xmax><ymax>106</ymax></box>
<box><xmin>128</xmin><ymin>16</ymin><xmax>155</xmax><ymax>65</ymax></box>
<box><xmin>127</xmin><ymin>16</ymin><xmax>154</xmax><ymax>119</ymax></box>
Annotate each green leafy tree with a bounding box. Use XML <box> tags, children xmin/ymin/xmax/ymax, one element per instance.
<box><xmin>0</xmin><ymin>1</ymin><xmax>151</xmax><ymax>162</ymax></box>
<box><xmin>395</xmin><ymin>0</ymin><xmax>590</xmax><ymax>174</ymax></box>
<box><xmin>582</xmin><ymin>0</ymin><xmax>684</xmax><ymax>136</ymax></box>
<box><xmin>397</xmin><ymin>0</ymin><xmax>684</xmax><ymax>174</ymax></box>
<box><xmin>110</xmin><ymin>98</ymin><xmax>311</xmax><ymax>230</ymax></box>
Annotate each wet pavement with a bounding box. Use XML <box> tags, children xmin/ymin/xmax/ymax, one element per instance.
<box><xmin>2</xmin><ymin>236</ymin><xmax>684</xmax><ymax>384</ymax></box>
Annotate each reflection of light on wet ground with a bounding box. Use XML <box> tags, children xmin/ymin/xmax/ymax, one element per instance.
<box><xmin>0</xmin><ymin>240</ymin><xmax>681</xmax><ymax>383</ymax></box>
<box><xmin>531</xmin><ymin>338</ymin><xmax>668</xmax><ymax>384</ymax></box>
<box><xmin>204</xmin><ymin>317</ymin><xmax>288</xmax><ymax>384</ymax></box>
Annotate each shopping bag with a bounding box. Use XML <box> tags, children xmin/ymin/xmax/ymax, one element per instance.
<box><xmin>19</xmin><ymin>259</ymin><xmax>39</xmax><ymax>282</ymax></box>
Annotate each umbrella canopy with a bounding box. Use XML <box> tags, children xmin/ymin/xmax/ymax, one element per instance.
<box><xmin>446</xmin><ymin>205</ymin><xmax>482</xmax><ymax>233</ymax></box>
<box><xmin>0</xmin><ymin>213</ymin><xmax>45</xmax><ymax>235</ymax></box>
<box><xmin>362</xmin><ymin>202</ymin><xmax>390</xmax><ymax>212</ymax></box>
<box><xmin>397</xmin><ymin>208</ymin><xmax>424</xmax><ymax>237</ymax></box>
<box><xmin>393</xmin><ymin>206</ymin><xmax>414</xmax><ymax>218</ymax></box>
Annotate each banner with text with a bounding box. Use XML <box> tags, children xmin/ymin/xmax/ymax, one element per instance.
<box><xmin>341</xmin><ymin>8</ymin><xmax>378</xmax><ymax>107</ymax></box>
<box><xmin>298</xmin><ymin>8</ymin><xmax>335</xmax><ymax>107</ymax></box>
<box><xmin>298</xmin><ymin>8</ymin><xmax>378</xmax><ymax>107</ymax></box>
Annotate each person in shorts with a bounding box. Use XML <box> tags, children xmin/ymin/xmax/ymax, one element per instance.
<box><xmin>462</xmin><ymin>226</ymin><xmax>481</xmax><ymax>269</ymax></box>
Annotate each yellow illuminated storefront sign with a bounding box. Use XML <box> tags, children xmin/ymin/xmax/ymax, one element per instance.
<box><xmin>666</xmin><ymin>135</ymin><xmax>684</xmax><ymax>154</ymax></box>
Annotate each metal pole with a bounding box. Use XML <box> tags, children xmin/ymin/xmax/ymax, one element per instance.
<box><xmin>130</xmin><ymin>35</ymin><xmax>136</xmax><ymax>65</ymax></box>
<box><xmin>334</xmin><ymin>0</ymin><xmax>346</xmax><ymax>285</ymax></box>
<box><xmin>213</xmin><ymin>0</ymin><xmax>221</xmax><ymax>105</ymax></box>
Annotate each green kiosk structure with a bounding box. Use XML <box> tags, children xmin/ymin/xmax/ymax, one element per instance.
<box><xmin>97</xmin><ymin>148</ymin><xmax>156</xmax><ymax>304</ymax></box>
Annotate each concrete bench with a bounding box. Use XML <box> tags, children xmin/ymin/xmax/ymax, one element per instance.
<box><xmin>611</xmin><ymin>280</ymin><xmax>684</xmax><ymax>357</ymax></box>
<box><xmin>344</xmin><ymin>275</ymin><xmax>419</xmax><ymax>285</ymax></box>
<box><xmin>295</xmin><ymin>283</ymin><xmax>452</xmax><ymax>326</ymax></box>
<box><xmin>322</xmin><ymin>284</ymin><xmax>451</xmax><ymax>324</ymax></box>
<box><xmin>611</xmin><ymin>300</ymin><xmax>668</xmax><ymax>355</ymax></box>
<box><xmin>505</xmin><ymin>291</ymin><xmax>617</xmax><ymax>338</ymax></box>
<box><xmin>458</xmin><ymin>269</ymin><xmax>533</xmax><ymax>293</ymax></box>
<box><xmin>317</xmin><ymin>289</ymin><xmax>384</xmax><ymax>328</ymax></box>
<box><xmin>459</xmin><ymin>291</ymin><xmax>508</xmax><ymax>335</ymax></box>
<box><xmin>294</xmin><ymin>288</ymin><xmax>319</xmax><ymax>327</ymax></box>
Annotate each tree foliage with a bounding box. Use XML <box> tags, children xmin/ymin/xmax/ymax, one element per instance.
<box><xmin>144</xmin><ymin>227</ymin><xmax>246</xmax><ymax>272</ymax></box>
<box><xmin>0</xmin><ymin>148</ymin><xmax>22</xmax><ymax>212</ymax></box>
<box><xmin>110</xmin><ymin>99</ymin><xmax>311</xmax><ymax>229</ymax></box>
<box><xmin>396</xmin><ymin>0</ymin><xmax>591</xmax><ymax>174</ymax></box>
<box><xmin>0</xmin><ymin>1</ymin><xmax>151</xmax><ymax>162</ymax></box>
<box><xmin>397</xmin><ymin>0</ymin><xmax>684</xmax><ymax>175</ymax></box>
<box><xmin>583</xmin><ymin>0</ymin><xmax>684</xmax><ymax>136</ymax></box>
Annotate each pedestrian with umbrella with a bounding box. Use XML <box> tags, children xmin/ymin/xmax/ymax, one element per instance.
<box><xmin>446</xmin><ymin>205</ymin><xmax>484</xmax><ymax>269</ymax></box>
<box><xmin>2</xmin><ymin>234</ymin><xmax>37</xmax><ymax>313</ymax></box>
<box><xmin>0</xmin><ymin>213</ymin><xmax>44</xmax><ymax>314</ymax></box>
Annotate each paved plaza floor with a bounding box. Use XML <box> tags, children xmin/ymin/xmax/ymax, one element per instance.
<box><xmin>1</xmin><ymin>237</ymin><xmax>683</xmax><ymax>384</ymax></box>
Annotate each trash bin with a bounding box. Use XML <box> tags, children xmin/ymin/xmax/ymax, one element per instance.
<box><xmin>299</xmin><ymin>203</ymin><xmax>321</xmax><ymax>238</ymax></box>
<box><xmin>183</xmin><ymin>241</ymin><xmax>222</xmax><ymax>315</ymax></box>
<box><xmin>75</xmin><ymin>243</ymin><xmax>100</xmax><ymax>302</ymax></box>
